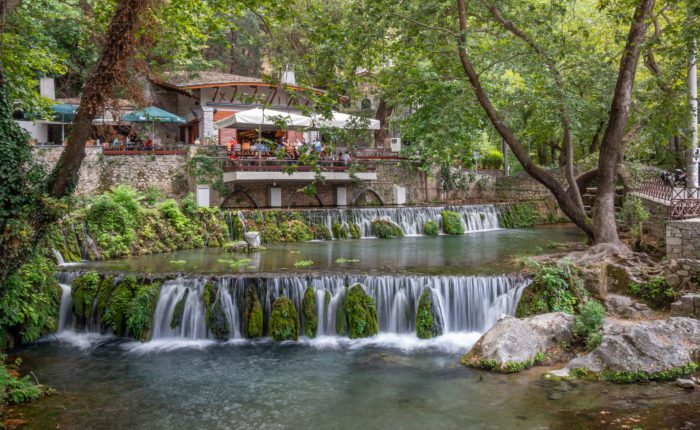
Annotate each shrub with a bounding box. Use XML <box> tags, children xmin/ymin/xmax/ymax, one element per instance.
<box><xmin>314</xmin><ymin>225</ymin><xmax>332</xmax><ymax>241</ymax></box>
<box><xmin>160</xmin><ymin>199</ymin><xmax>190</xmax><ymax>234</ymax></box>
<box><xmin>416</xmin><ymin>289</ymin><xmax>441</xmax><ymax>339</ymax></box>
<box><xmin>345</xmin><ymin>284</ymin><xmax>378</xmax><ymax>338</ymax></box>
<box><xmin>423</xmin><ymin>220</ymin><xmax>439</xmax><ymax>236</ymax></box>
<box><xmin>71</xmin><ymin>271</ymin><xmax>100</xmax><ymax>325</ymax></box>
<box><xmin>573</xmin><ymin>300</ymin><xmax>605</xmax><ymax>351</ymax></box>
<box><xmin>481</xmin><ymin>149</ymin><xmax>504</xmax><ymax>169</ymax></box>
<box><xmin>349</xmin><ymin>223</ymin><xmax>361</xmax><ymax>239</ymax></box>
<box><xmin>441</xmin><ymin>210</ymin><xmax>464</xmax><ymax>235</ymax></box>
<box><xmin>180</xmin><ymin>192</ymin><xmax>198</xmax><ymax>218</ymax></box>
<box><xmin>283</xmin><ymin>220</ymin><xmax>314</xmax><ymax>242</ymax></box>
<box><xmin>243</xmin><ymin>286</ymin><xmax>263</xmax><ymax>338</ymax></box>
<box><xmin>103</xmin><ymin>276</ymin><xmax>138</xmax><ymax>336</ymax></box>
<box><xmin>302</xmin><ymin>287</ymin><xmax>317</xmax><ymax>338</ymax></box>
<box><xmin>627</xmin><ymin>278</ymin><xmax>676</xmax><ymax>309</ymax></box>
<box><xmin>371</xmin><ymin>219</ymin><xmax>404</xmax><ymax>239</ymax></box>
<box><xmin>332</xmin><ymin>222</ymin><xmax>349</xmax><ymax>239</ymax></box>
<box><xmin>498</xmin><ymin>203</ymin><xmax>540</xmax><ymax>228</ymax></box>
<box><xmin>126</xmin><ymin>283</ymin><xmax>160</xmax><ymax>341</ymax></box>
<box><xmin>516</xmin><ymin>261</ymin><xmax>586</xmax><ymax>317</ymax></box>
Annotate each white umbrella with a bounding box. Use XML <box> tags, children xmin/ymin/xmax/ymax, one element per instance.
<box><xmin>311</xmin><ymin>112</ymin><xmax>380</xmax><ymax>130</ymax></box>
<box><xmin>213</xmin><ymin>108</ymin><xmax>312</xmax><ymax>130</ymax></box>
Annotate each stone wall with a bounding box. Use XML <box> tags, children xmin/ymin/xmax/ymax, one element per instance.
<box><xmin>32</xmin><ymin>146</ymin><xmax>188</xmax><ymax>196</ymax></box>
<box><xmin>630</xmin><ymin>193</ymin><xmax>670</xmax><ymax>240</ymax></box>
<box><xmin>666</xmin><ymin>218</ymin><xmax>700</xmax><ymax>260</ymax></box>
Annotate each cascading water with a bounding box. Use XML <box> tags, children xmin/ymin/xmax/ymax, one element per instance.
<box><xmin>141</xmin><ymin>274</ymin><xmax>528</xmax><ymax>341</ymax></box>
<box><xmin>55</xmin><ymin>271</ymin><xmax>80</xmax><ymax>332</ymax></box>
<box><xmin>227</xmin><ymin>204</ymin><xmax>501</xmax><ymax>240</ymax></box>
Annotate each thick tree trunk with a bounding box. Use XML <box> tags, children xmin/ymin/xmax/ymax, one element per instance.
<box><xmin>373</xmin><ymin>98</ymin><xmax>393</xmax><ymax>149</ymax></box>
<box><xmin>589</xmin><ymin>121</ymin><xmax>604</xmax><ymax>154</ymax></box>
<box><xmin>592</xmin><ymin>0</ymin><xmax>654</xmax><ymax>245</ymax></box>
<box><xmin>47</xmin><ymin>0</ymin><xmax>150</xmax><ymax>198</ymax></box>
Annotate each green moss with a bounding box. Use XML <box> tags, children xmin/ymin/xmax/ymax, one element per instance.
<box><xmin>332</xmin><ymin>222</ymin><xmax>349</xmax><ymax>239</ymax></box>
<box><xmin>371</xmin><ymin>219</ymin><xmax>404</xmax><ymax>239</ymax></box>
<box><xmin>207</xmin><ymin>295</ymin><xmax>230</xmax><ymax>340</ymax></box>
<box><xmin>498</xmin><ymin>203</ymin><xmax>540</xmax><ymax>228</ymax></box>
<box><xmin>627</xmin><ymin>277</ymin><xmax>677</xmax><ymax>309</ymax></box>
<box><xmin>601</xmin><ymin>362</ymin><xmax>699</xmax><ymax>383</ymax></box>
<box><xmin>324</xmin><ymin>290</ymin><xmax>331</xmax><ymax>319</ymax></box>
<box><xmin>314</xmin><ymin>225</ymin><xmax>333</xmax><ymax>241</ymax></box>
<box><xmin>516</xmin><ymin>262</ymin><xmax>586</xmax><ymax>317</ymax></box>
<box><xmin>126</xmin><ymin>283</ymin><xmax>160</xmax><ymax>341</ymax></box>
<box><xmin>416</xmin><ymin>288</ymin><xmax>441</xmax><ymax>339</ymax></box>
<box><xmin>461</xmin><ymin>355</ymin><xmax>534</xmax><ymax>373</ymax></box>
<box><xmin>170</xmin><ymin>288</ymin><xmax>189</xmax><ymax>329</ymax></box>
<box><xmin>269</xmin><ymin>296</ymin><xmax>300</xmax><ymax>341</ymax></box>
<box><xmin>281</xmin><ymin>220</ymin><xmax>314</xmax><ymax>242</ymax></box>
<box><xmin>441</xmin><ymin>210</ymin><xmax>464</xmax><ymax>235</ymax></box>
<box><xmin>345</xmin><ymin>284</ymin><xmax>378</xmax><ymax>338</ymax></box>
<box><xmin>349</xmin><ymin>223</ymin><xmax>361</xmax><ymax>239</ymax></box>
<box><xmin>423</xmin><ymin>220</ymin><xmax>439</xmax><ymax>236</ymax></box>
<box><xmin>243</xmin><ymin>286</ymin><xmax>263</xmax><ymax>338</ymax></box>
<box><xmin>302</xmin><ymin>287</ymin><xmax>318</xmax><ymax>338</ymax></box>
<box><xmin>96</xmin><ymin>276</ymin><xmax>116</xmax><ymax>324</ymax></box>
<box><xmin>71</xmin><ymin>271</ymin><xmax>100</xmax><ymax>326</ymax></box>
<box><xmin>103</xmin><ymin>276</ymin><xmax>138</xmax><ymax>336</ymax></box>
<box><xmin>335</xmin><ymin>290</ymin><xmax>349</xmax><ymax>336</ymax></box>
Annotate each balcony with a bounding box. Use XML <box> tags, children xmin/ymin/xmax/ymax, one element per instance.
<box><xmin>222</xmin><ymin>158</ymin><xmax>377</xmax><ymax>183</ymax></box>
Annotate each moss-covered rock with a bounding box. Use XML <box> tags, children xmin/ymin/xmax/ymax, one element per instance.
<box><xmin>416</xmin><ymin>288</ymin><xmax>443</xmax><ymax>339</ymax></box>
<box><xmin>335</xmin><ymin>290</ymin><xmax>349</xmax><ymax>336</ymax></box>
<box><xmin>71</xmin><ymin>271</ymin><xmax>100</xmax><ymax>327</ymax></box>
<box><xmin>243</xmin><ymin>286</ymin><xmax>263</xmax><ymax>338</ymax></box>
<box><xmin>282</xmin><ymin>220</ymin><xmax>314</xmax><ymax>242</ymax></box>
<box><xmin>207</xmin><ymin>295</ymin><xmax>230</xmax><ymax>340</ymax></box>
<box><xmin>314</xmin><ymin>224</ymin><xmax>333</xmax><ymax>241</ymax></box>
<box><xmin>170</xmin><ymin>288</ymin><xmax>189</xmax><ymax>329</ymax></box>
<box><xmin>371</xmin><ymin>219</ymin><xmax>403</xmax><ymax>239</ymax></box>
<box><xmin>96</xmin><ymin>276</ymin><xmax>116</xmax><ymax>328</ymax></box>
<box><xmin>126</xmin><ymin>283</ymin><xmax>161</xmax><ymax>341</ymax></box>
<box><xmin>345</xmin><ymin>284</ymin><xmax>378</xmax><ymax>338</ymax></box>
<box><xmin>516</xmin><ymin>263</ymin><xmax>586</xmax><ymax>317</ymax></box>
<box><xmin>302</xmin><ymin>287</ymin><xmax>318</xmax><ymax>338</ymax></box>
<box><xmin>332</xmin><ymin>222</ymin><xmax>349</xmax><ymax>239</ymax></box>
<box><xmin>269</xmin><ymin>296</ymin><xmax>300</xmax><ymax>341</ymax></box>
<box><xmin>497</xmin><ymin>203</ymin><xmax>541</xmax><ymax>228</ymax></box>
<box><xmin>103</xmin><ymin>276</ymin><xmax>138</xmax><ymax>336</ymax></box>
<box><xmin>441</xmin><ymin>210</ymin><xmax>464</xmax><ymax>235</ymax></box>
<box><xmin>349</xmin><ymin>223</ymin><xmax>361</xmax><ymax>239</ymax></box>
<box><xmin>423</xmin><ymin>220</ymin><xmax>439</xmax><ymax>236</ymax></box>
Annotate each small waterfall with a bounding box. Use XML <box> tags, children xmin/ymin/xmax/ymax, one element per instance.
<box><xmin>55</xmin><ymin>271</ymin><xmax>80</xmax><ymax>331</ymax></box>
<box><xmin>143</xmin><ymin>274</ymin><xmax>528</xmax><ymax>340</ymax></box>
<box><xmin>226</xmin><ymin>204</ymin><xmax>501</xmax><ymax>240</ymax></box>
<box><xmin>52</xmin><ymin>249</ymin><xmax>66</xmax><ymax>266</ymax></box>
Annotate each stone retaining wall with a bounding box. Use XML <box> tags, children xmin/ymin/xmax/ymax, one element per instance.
<box><xmin>666</xmin><ymin>218</ymin><xmax>700</xmax><ymax>260</ymax></box>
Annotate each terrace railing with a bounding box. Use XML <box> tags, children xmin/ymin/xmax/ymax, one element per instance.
<box><xmin>102</xmin><ymin>141</ymin><xmax>188</xmax><ymax>156</ymax></box>
<box><xmin>635</xmin><ymin>178</ymin><xmax>700</xmax><ymax>219</ymax></box>
<box><xmin>223</xmin><ymin>157</ymin><xmax>375</xmax><ymax>173</ymax></box>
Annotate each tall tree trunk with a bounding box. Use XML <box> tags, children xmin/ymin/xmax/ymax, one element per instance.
<box><xmin>592</xmin><ymin>0</ymin><xmax>654</xmax><ymax>245</ymax></box>
<box><xmin>47</xmin><ymin>0</ymin><xmax>151</xmax><ymax>198</ymax></box>
<box><xmin>589</xmin><ymin>121</ymin><xmax>604</xmax><ymax>154</ymax></box>
<box><xmin>373</xmin><ymin>98</ymin><xmax>393</xmax><ymax>149</ymax></box>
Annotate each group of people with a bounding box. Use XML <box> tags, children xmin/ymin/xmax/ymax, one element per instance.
<box><xmin>226</xmin><ymin>136</ymin><xmax>352</xmax><ymax>164</ymax></box>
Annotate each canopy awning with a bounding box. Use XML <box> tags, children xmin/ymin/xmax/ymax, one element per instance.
<box><xmin>214</xmin><ymin>108</ymin><xmax>312</xmax><ymax>130</ymax></box>
<box><xmin>51</xmin><ymin>103</ymin><xmax>78</xmax><ymax>123</ymax></box>
<box><xmin>312</xmin><ymin>112</ymin><xmax>380</xmax><ymax>130</ymax></box>
<box><xmin>121</xmin><ymin>106</ymin><xmax>186</xmax><ymax>124</ymax></box>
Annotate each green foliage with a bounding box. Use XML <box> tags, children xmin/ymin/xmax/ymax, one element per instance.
<box><xmin>335</xmin><ymin>289</ymin><xmax>348</xmax><ymax>336</ymax></box>
<box><xmin>180</xmin><ymin>193</ymin><xmax>198</xmax><ymax>218</ymax></box>
<box><xmin>160</xmin><ymin>199</ymin><xmax>191</xmax><ymax>234</ymax></box>
<box><xmin>206</xmin><ymin>295</ymin><xmax>230</xmax><ymax>341</ymax></box>
<box><xmin>349</xmin><ymin>223</ymin><xmax>361</xmax><ymax>239</ymax></box>
<box><xmin>600</xmin><ymin>362</ymin><xmax>698</xmax><ymax>384</ymax></box>
<box><xmin>314</xmin><ymin>225</ymin><xmax>333</xmax><ymax>240</ymax></box>
<box><xmin>103</xmin><ymin>276</ymin><xmax>138</xmax><ymax>336</ymax></box>
<box><xmin>627</xmin><ymin>278</ymin><xmax>676</xmax><ymax>310</ymax></box>
<box><xmin>302</xmin><ymin>287</ymin><xmax>317</xmax><ymax>338</ymax></box>
<box><xmin>516</xmin><ymin>261</ymin><xmax>586</xmax><ymax>317</ymax></box>
<box><xmin>332</xmin><ymin>222</ymin><xmax>348</xmax><ymax>239</ymax></box>
<box><xmin>96</xmin><ymin>276</ymin><xmax>116</xmax><ymax>324</ymax></box>
<box><xmin>335</xmin><ymin>258</ymin><xmax>360</xmax><ymax>264</ymax></box>
<box><xmin>71</xmin><ymin>271</ymin><xmax>100</xmax><ymax>325</ymax></box>
<box><xmin>269</xmin><ymin>296</ymin><xmax>300</xmax><ymax>341</ymax></box>
<box><xmin>126</xmin><ymin>283</ymin><xmax>160</xmax><ymax>341</ymax></box>
<box><xmin>416</xmin><ymin>288</ymin><xmax>440</xmax><ymax>339</ymax></box>
<box><xmin>481</xmin><ymin>149</ymin><xmax>504</xmax><ymax>169</ymax></box>
<box><xmin>498</xmin><ymin>203</ymin><xmax>541</xmax><ymax>228</ymax></box>
<box><xmin>441</xmin><ymin>210</ymin><xmax>464</xmax><ymax>235</ymax></box>
<box><xmin>371</xmin><ymin>219</ymin><xmax>403</xmax><ymax>239</ymax></box>
<box><xmin>345</xmin><ymin>284</ymin><xmax>378</xmax><ymax>339</ymax></box>
<box><xmin>423</xmin><ymin>220</ymin><xmax>439</xmax><ymax>236</ymax></box>
<box><xmin>170</xmin><ymin>289</ymin><xmax>189</xmax><ymax>329</ymax></box>
<box><xmin>573</xmin><ymin>300</ymin><xmax>605</xmax><ymax>351</ymax></box>
<box><xmin>1</xmin><ymin>354</ymin><xmax>52</xmax><ymax>407</ymax></box>
<box><xmin>282</xmin><ymin>220</ymin><xmax>314</xmax><ymax>242</ymax></box>
<box><xmin>294</xmin><ymin>260</ymin><xmax>314</xmax><ymax>268</ymax></box>
<box><xmin>243</xmin><ymin>286</ymin><xmax>263</xmax><ymax>338</ymax></box>
<box><xmin>0</xmin><ymin>253</ymin><xmax>61</xmax><ymax>349</ymax></box>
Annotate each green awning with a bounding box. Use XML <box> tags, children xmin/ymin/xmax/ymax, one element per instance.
<box><xmin>51</xmin><ymin>103</ymin><xmax>78</xmax><ymax>122</ymax></box>
<box><xmin>121</xmin><ymin>106</ymin><xmax>186</xmax><ymax>124</ymax></box>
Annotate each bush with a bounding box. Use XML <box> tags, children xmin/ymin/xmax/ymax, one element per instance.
<box><xmin>371</xmin><ymin>219</ymin><xmax>403</xmax><ymax>239</ymax></box>
<box><xmin>302</xmin><ymin>287</ymin><xmax>317</xmax><ymax>338</ymax></box>
<box><xmin>573</xmin><ymin>300</ymin><xmax>605</xmax><ymax>351</ymax></box>
<box><xmin>441</xmin><ymin>210</ymin><xmax>464</xmax><ymax>235</ymax></box>
<box><xmin>516</xmin><ymin>261</ymin><xmax>586</xmax><ymax>317</ymax></box>
<box><xmin>628</xmin><ymin>278</ymin><xmax>676</xmax><ymax>309</ymax></box>
<box><xmin>243</xmin><ymin>286</ymin><xmax>263</xmax><ymax>338</ymax></box>
<box><xmin>332</xmin><ymin>222</ymin><xmax>349</xmax><ymax>239</ymax></box>
<box><xmin>126</xmin><ymin>283</ymin><xmax>160</xmax><ymax>341</ymax></box>
<box><xmin>481</xmin><ymin>149</ymin><xmax>504</xmax><ymax>169</ymax></box>
<box><xmin>103</xmin><ymin>276</ymin><xmax>138</xmax><ymax>336</ymax></box>
<box><xmin>314</xmin><ymin>225</ymin><xmax>332</xmax><ymax>241</ymax></box>
<box><xmin>282</xmin><ymin>220</ymin><xmax>314</xmax><ymax>242</ymax></box>
<box><xmin>71</xmin><ymin>271</ymin><xmax>100</xmax><ymax>326</ymax></box>
<box><xmin>269</xmin><ymin>296</ymin><xmax>300</xmax><ymax>341</ymax></box>
<box><xmin>349</xmin><ymin>223</ymin><xmax>361</xmax><ymax>239</ymax></box>
<box><xmin>498</xmin><ymin>203</ymin><xmax>540</xmax><ymax>228</ymax></box>
<box><xmin>423</xmin><ymin>220</ymin><xmax>439</xmax><ymax>236</ymax></box>
<box><xmin>345</xmin><ymin>284</ymin><xmax>378</xmax><ymax>338</ymax></box>
<box><xmin>180</xmin><ymin>192</ymin><xmax>198</xmax><ymax>218</ymax></box>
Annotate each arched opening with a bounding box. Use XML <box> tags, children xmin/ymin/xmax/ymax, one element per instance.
<box><xmin>289</xmin><ymin>190</ymin><xmax>324</xmax><ymax>207</ymax></box>
<box><xmin>352</xmin><ymin>189</ymin><xmax>383</xmax><ymax>206</ymax></box>
<box><xmin>221</xmin><ymin>189</ymin><xmax>258</xmax><ymax>209</ymax></box>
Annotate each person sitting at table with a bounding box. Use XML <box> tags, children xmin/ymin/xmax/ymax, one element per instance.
<box><xmin>341</xmin><ymin>151</ymin><xmax>351</xmax><ymax>165</ymax></box>
<box><xmin>227</xmin><ymin>137</ymin><xmax>237</xmax><ymax>154</ymax></box>
<box><xmin>241</xmin><ymin>140</ymin><xmax>252</xmax><ymax>153</ymax></box>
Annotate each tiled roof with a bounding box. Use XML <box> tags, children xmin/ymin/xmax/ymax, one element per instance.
<box><xmin>158</xmin><ymin>71</ymin><xmax>263</xmax><ymax>89</ymax></box>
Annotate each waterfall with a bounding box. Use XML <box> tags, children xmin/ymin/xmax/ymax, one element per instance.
<box><xmin>52</xmin><ymin>249</ymin><xmax>66</xmax><ymax>266</ymax></box>
<box><xmin>227</xmin><ymin>204</ymin><xmax>501</xmax><ymax>240</ymax></box>
<box><xmin>55</xmin><ymin>271</ymin><xmax>80</xmax><ymax>332</ymax></box>
<box><xmin>140</xmin><ymin>274</ymin><xmax>528</xmax><ymax>341</ymax></box>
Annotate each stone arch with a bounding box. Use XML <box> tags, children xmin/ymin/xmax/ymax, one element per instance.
<box><xmin>288</xmin><ymin>190</ymin><xmax>324</xmax><ymax>207</ymax></box>
<box><xmin>351</xmin><ymin>188</ymin><xmax>384</xmax><ymax>206</ymax></box>
<box><xmin>221</xmin><ymin>188</ymin><xmax>258</xmax><ymax>209</ymax></box>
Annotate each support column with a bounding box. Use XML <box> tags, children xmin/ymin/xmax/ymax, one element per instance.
<box><xmin>393</xmin><ymin>185</ymin><xmax>406</xmax><ymax>205</ymax></box>
<box><xmin>196</xmin><ymin>184</ymin><xmax>211</xmax><ymax>208</ymax></box>
<box><xmin>201</xmin><ymin>105</ymin><xmax>215</xmax><ymax>144</ymax></box>
<box><xmin>336</xmin><ymin>187</ymin><xmax>347</xmax><ymax>206</ymax></box>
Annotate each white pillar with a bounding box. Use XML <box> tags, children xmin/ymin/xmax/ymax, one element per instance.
<box><xmin>689</xmin><ymin>40</ymin><xmax>698</xmax><ymax>188</ymax></box>
<box><xmin>196</xmin><ymin>185</ymin><xmax>211</xmax><ymax>208</ymax></box>
<box><xmin>336</xmin><ymin>187</ymin><xmax>347</xmax><ymax>206</ymax></box>
<box><xmin>393</xmin><ymin>185</ymin><xmax>406</xmax><ymax>205</ymax></box>
<box><xmin>201</xmin><ymin>105</ymin><xmax>215</xmax><ymax>143</ymax></box>
<box><xmin>269</xmin><ymin>187</ymin><xmax>282</xmax><ymax>207</ymax></box>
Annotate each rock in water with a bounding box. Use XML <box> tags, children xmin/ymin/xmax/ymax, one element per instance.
<box><xmin>461</xmin><ymin>312</ymin><xmax>575</xmax><ymax>372</ymax></box>
<box><xmin>269</xmin><ymin>296</ymin><xmax>300</xmax><ymax>341</ymax></box>
<box><xmin>243</xmin><ymin>286</ymin><xmax>263</xmax><ymax>338</ymax></box>
<box><xmin>676</xmin><ymin>378</ymin><xmax>696</xmax><ymax>389</ymax></box>
<box><xmin>564</xmin><ymin>317</ymin><xmax>700</xmax><ymax>381</ymax></box>
<box><xmin>345</xmin><ymin>284</ymin><xmax>378</xmax><ymax>338</ymax></box>
<box><xmin>302</xmin><ymin>287</ymin><xmax>317</xmax><ymax>338</ymax></box>
<box><xmin>416</xmin><ymin>288</ymin><xmax>443</xmax><ymax>339</ymax></box>
<box><xmin>244</xmin><ymin>231</ymin><xmax>261</xmax><ymax>250</ymax></box>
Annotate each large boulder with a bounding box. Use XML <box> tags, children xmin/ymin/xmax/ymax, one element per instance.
<box><xmin>560</xmin><ymin>317</ymin><xmax>700</xmax><ymax>382</ymax></box>
<box><xmin>461</xmin><ymin>312</ymin><xmax>575</xmax><ymax>372</ymax></box>
<box><xmin>244</xmin><ymin>231</ymin><xmax>261</xmax><ymax>250</ymax></box>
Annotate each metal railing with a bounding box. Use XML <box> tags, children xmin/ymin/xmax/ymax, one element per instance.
<box><xmin>101</xmin><ymin>141</ymin><xmax>188</xmax><ymax>155</ymax></box>
<box><xmin>636</xmin><ymin>178</ymin><xmax>700</xmax><ymax>219</ymax></box>
<box><xmin>223</xmin><ymin>157</ymin><xmax>375</xmax><ymax>173</ymax></box>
